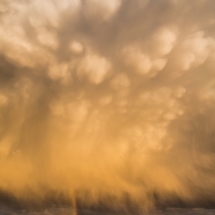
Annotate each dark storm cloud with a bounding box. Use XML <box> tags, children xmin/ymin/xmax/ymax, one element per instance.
<box><xmin>1</xmin><ymin>0</ymin><xmax>215</xmax><ymax>211</ymax></box>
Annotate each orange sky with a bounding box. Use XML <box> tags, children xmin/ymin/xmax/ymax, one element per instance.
<box><xmin>0</xmin><ymin>0</ymin><xmax>215</xmax><ymax>210</ymax></box>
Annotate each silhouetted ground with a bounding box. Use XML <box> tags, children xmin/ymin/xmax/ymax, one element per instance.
<box><xmin>1</xmin><ymin>206</ymin><xmax>215</xmax><ymax>215</ymax></box>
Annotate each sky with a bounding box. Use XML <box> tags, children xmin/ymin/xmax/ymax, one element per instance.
<box><xmin>1</xmin><ymin>0</ymin><xmax>215</xmax><ymax>211</ymax></box>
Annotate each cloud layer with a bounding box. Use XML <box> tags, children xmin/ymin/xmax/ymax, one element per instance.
<box><xmin>1</xmin><ymin>0</ymin><xmax>215</xmax><ymax>211</ymax></box>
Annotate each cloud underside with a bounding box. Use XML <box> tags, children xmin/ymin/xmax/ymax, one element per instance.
<box><xmin>1</xmin><ymin>0</ymin><xmax>215</xmax><ymax>210</ymax></box>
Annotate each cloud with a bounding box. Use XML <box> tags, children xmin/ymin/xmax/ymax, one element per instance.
<box><xmin>83</xmin><ymin>0</ymin><xmax>122</xmax><ymax>21</ymax></box>
<box><xmin>78</xmin><ymin>52</ymin><xmax>111</xmax><ymax>84</ymax></box>
<box><xmin>152</xmin><ymin>27</ymin><xmax>177</xmax><ymax>56</ymax></box>
<box><xmin>1</xmin><ymin>0</ymin><xmax>215</xmax><ymax>211</ymax></box>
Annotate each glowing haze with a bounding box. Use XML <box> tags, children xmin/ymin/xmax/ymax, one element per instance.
<box><xmin>0</xmin><ymin>0</ymin><xmax>215</xmax><ymax>211</ymax></box>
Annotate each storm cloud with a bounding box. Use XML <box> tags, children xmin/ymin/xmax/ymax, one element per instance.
<box><xmin>1</xmin><ymin>0</ymin><xmax>215</xmax><ymax>211</ymax></box>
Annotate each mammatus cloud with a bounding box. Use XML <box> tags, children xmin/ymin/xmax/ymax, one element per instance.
<box><xmin>1</xmin><ymin>0</ymin><xmax>215</xmax><ymax>211</ymax></box>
